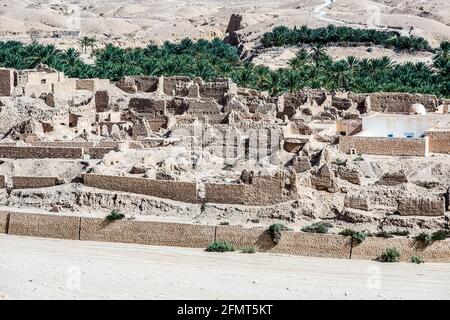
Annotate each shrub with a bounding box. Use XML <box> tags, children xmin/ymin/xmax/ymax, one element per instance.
<box><xmin>333</xmin><ymin>158</ymin><xmax>346</xmax><ymax>166</ymax></box>
<box><xmin>301</xmin><ymin>222</ymin><xmax>332</xmax><ymax>234</ymax></box>
<box><xmin>353</xmin><ymin>156</ymin><xmax>364</xmax><ymax>162</ymax></box>
<box><xmin>378</xmin><ymin>247</ymin><xmax>400</xmax><ymax>262</ymax></box>
<box><xmin>250</xmin><ymin>218</ymin><xmax>260</xmax><ymax>224</ymax></box>
<box><xmin>206</xmin><ymin>241</ymin><xmax>234</xmax><ymax>252</ymax></box>
<box><xmin>415</xmin><ymin>232</ymin><xmax>433</xmax><ymax>246</ymax></box>
<box><xmin>372</xmin><ymin>230</ymin><xmax>394</xmax><ymax>238</ymax></box>
<box><xmin>389</xmin><ymin>229</ymin><xmax>410</xmax><ymax>237</ymax></box>
<box><xmin>219</xmin><ymin>221</ymin><xmax>230</xmax><ymax>225</ymax></box>
<box><xmin>241</xmin><ymin>247</ymin><xmax>256</xmax><ymax>254</ymax></box>
<box><xmin>411</xmin><ymin>255</ymin><xmax>424</xmax><ymax>264</ymax></box>
<box><xmin>106</xmin><ymin>209</ymin><xmax>125</xmax><ymax>221</ymax></box>
<box><xmin>268</xmin><ymin>223</ymin><xmax>289</xmax><ymax>243</ymax></box>
<box><xmin>339</xmin><ymin>228</ymin><xmax>366</xmax><ymax>243</ymax></box>
<box><xmin>432</xmin><ymin>230</ymin><xmax>449</xmax><ymax>241</ymax></box>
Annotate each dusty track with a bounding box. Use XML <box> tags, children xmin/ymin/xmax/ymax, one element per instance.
<box><xmin>0</xmin><ymin>235</ymin><xmax>449</xmax><ymax>299</ymax></box>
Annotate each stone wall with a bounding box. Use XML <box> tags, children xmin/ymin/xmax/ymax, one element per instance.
<box><xmin>428</xmin><ymin>131</ymin><xmax>450</xmax><ymax>154</ymax></box>
<box><xmin>397</xmin><ymin>196</ymin><xmax>445</xmax><ymax>216</ymax></box>
<box><xmin>339</xmin><ymin>136</ymin><xmax>427</xmax><ymax>156</ymax></box>
<box><xmin>7</xmin><ymin>212</ymin><xmax>80</xmax><ymax>240</ymax></box>
<box><xmin>215</xmin><ymin>226</ymin><xmax>352</xmax><ymax>259</ymax></box>
<box><xmin>12</xmin><ymin>176</ymin><xmax>60</xmax><ymax>189</ymax></box>
<box><xmin>0</xmin><ymin>68</ymin><xmax>14</xmax><ymax>96</ymax></box>
<box><xmin>0</xmin><ymin>146</ymin><xmax>84</xmax><ymax>159</ymax></box>
<box><xmin>2</xmin><ymin>210</ymin><xmax>450</xmax><ymax>262</ymax></box>
<box><xmin>80</xmin><ymin>218</ymin><xmax>215</xmax><ymax>248</ymax></box>
<box><xmin>83</xmin><ymin>174</ymin><xmax>199</xmax><ymax>203</ymax></box>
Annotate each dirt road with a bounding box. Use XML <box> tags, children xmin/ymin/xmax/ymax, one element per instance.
<box><xmin>0</xmin><ymin>235</ymin><xmax>449</xmax><ymax>300</ymax></box>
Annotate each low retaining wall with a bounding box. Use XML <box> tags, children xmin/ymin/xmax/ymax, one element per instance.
<box><xmin>0</xmin><ymin>146</ymin><xmax>84</xmax><ymax>159</ymax></box>
<box><xmin>7</xmin><ymin>212</ymin><xmax>80</xmax><ymax>240</ymax></box>
<box><xmin>12</xmin><ymin>176</ymin><xmax>60</xmax><ymax>189</ymax></box>
<box><xmin>0</xmin><ymin>211</ymin><xmax>9</xmax><ymax>233</ymax></box>
<box><xmin>428</xmin><ymin>131</ymin><xmax>450</xmax><ymax>154</ymax></box>
<box><xmin>215</xmin><ymin>226</ymin><xmax>352</xmax><ymax>259</ymax></box>
<box><xmin>83</xmin><ymin>174</ymin><xmax>199</xmax><ymax>203</ymax></box>
<box><xmin>80</xmin><ymin>218</ymin><xmax>215</xmax><ymax>248</ymax></box>
<box><xmin>2</xmin><ymin>210</ymin><xmax>450</xmax><ymax>262</ymax></box>
<box><xmin>351</xmin><ymin>237</ymin><xmax>450</xmax><ymax>263</ymax></box>
<box><xmin>339</xmin><ymin>136</ymin><xmax>427</xmax><ymax>156</ymax></box>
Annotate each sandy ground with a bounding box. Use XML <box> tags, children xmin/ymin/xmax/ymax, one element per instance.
<box><xmin>0</xmin><ymin>234</ymin><xmax>449</xmax><ymax>300</ymax></box>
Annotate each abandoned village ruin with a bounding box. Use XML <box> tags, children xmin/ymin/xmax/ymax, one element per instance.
<box><xmin>0</xmin><ymin>60</ymin><xmax>449</xmax><ymax>237</ymax></box>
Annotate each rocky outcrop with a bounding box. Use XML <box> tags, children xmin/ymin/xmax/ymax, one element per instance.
<box><xmin>292</xmin><ymin>156</ymin><xmax>311</xmax><ymax>173</ymax></box>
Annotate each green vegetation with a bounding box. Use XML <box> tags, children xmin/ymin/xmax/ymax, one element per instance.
<box><xmin>241</xmin><ymin>247</ymin><xmax>257</xmax><ymax>254</ymax></box>
<box><xmin>333</xmin><ymin>158</ymin><xmax>346</xmax><ymax>166</ymax></box>
<box><xmin>261</xmin><ymin>25</ymin><xmax>432</xmax><ymax>51</ymax></box>
<box><xmin>339</xmin><ymin>228</ymin><xmax>367</xmax><ymax>243</ymax></box>
<box><xmin>411</xmin><ymin>255</ymin><xmax>424</xmax><ymax>264</ymax></box>
<box><xmin>105</xmin><ymin>209</ymin><xmax>125</xmax><ymax>221</ymax></box>
<box><xmin>206</xmin><ymin>240</ymin><xmax>234</xmax><ymax>252</ymax></box>
<box><xmin>301</xmin><ymin>222</ymin><xmax>332</xmax><ymax>234</ymax></box>
<box><xmin>267</xmin><ymin>223</ymin><xmax>289</xmax><ymax>244</ymax></box>
<box><xmin>371</xmin><ymin>231</ymin><xmax>393</xmax><ymax>238</ymax></box>
<box><xmin>353</xmin><ymin>156</ymin><xmax>364</xmax><ymax>162</ymax></box>
<box><xmin>1</xmin><ymin>27</ymin><xmax>449</xmax><ymax>97</ymax></box>
<box><xmin>416</xmin><ymin>230</ymin><xmax>449</xmax><ymax>245</ymax></box>
<box><xmin>378</xmin><ymin>247</ymin><xmax>401</xmax><ymax>262</ymax></box>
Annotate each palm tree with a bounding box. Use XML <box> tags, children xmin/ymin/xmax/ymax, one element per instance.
<box><xmin>310</xmin><ymin>44</ymin><xmax>328</xmax><ymax>65</ymax></box>
<box><xmin>79</xmin><ymin>37</ymin><xmax>91</xmax><ymax>54</ymax></box>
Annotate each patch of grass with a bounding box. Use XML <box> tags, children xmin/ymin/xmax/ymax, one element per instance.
<box><xmin>241</xmin><ymin>247</ymin><xmax>256</xmax><ymax>254</ymax></box>
<box><xmin>353</xmin><ymin>156</ymin><xmax>364</xmax><ymax>162</ymax></box>
<box><xmin>206</xmin><ymin>241</ymin><xmax>234</xmax><ymax>252</ymax></box>
<box><xmin>378</xmin><ymin>247</ymin><xmax>400</xmax><ymax>262</ymax></box>
<box><xmin>339</xmin><ymin>228</ymin><xmax>367</xmax><ymax>243</ymax></box>
<box><xmin>411</xmin><ymin>255</ymin><xmax>424</xmax><ymax>264</ymax></box>
<box><xmin>106</xmin><ymin>209</ymin><xmax>125</xmax><ymax>221</ymax></box>
<box><xmin>301</xmin><ymin>222</ymin><xmax>332</xmax><ymax>234</ymax></box>
<box><xmin>267</xmin><ymin>223</ymin><xmax>289</xmax><ymax>244</ymax></box>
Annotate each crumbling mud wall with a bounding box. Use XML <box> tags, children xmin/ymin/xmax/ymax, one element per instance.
<box><xmin>76</xmin><ymin>79</ymin><xmax>110</xmax><ymax>91</ymax></box>
<box><xmin>339</xmin><ymin>136</ymin><xmax>427</xmax><ymax>156</ymax></box>
<box><xmin>0</xmin><ymin>146</ymin><xmax>84</xmax><ymax>159</ymax></box>
<box><xmin>0</xmin><ymin>211</ymin><xmax>8</xmax><ymax>233</ymax></box>
<box><xmin>204</xmin><ymin>172</ymin><xmax>297</xmax><ymax>206</ymax></box>
<box><xmin>0</xmin><ymin>68</ymin><xmax>15</xmax><ymax>96</ymax></box>
<box><xmin>83</xmin><ymin>174</ymin><xmax>199</xmax><ymax>203</ymax></box>
<box><xmin>12</xmin><ymin>176</ymin><xmax>60</xmax><ymax>189</ymax></box>
<box><xmin>397</xmin><ymin>196</ymin><xmax>445</xmax><ymax>216</ymax></box>
<box><xmin>80</xmin><ymin>218</ymin><xmax>215</xmax><ymax>248</ymax></box>
<box><xmin>428</xmin><ymin>131</ymin><xmax>450</xmax><ymax>154</ymax></box>
<box><xmin>369</xmin><ymin>92</ymin><xmax>439</xmax><ymax>113</ymax></box>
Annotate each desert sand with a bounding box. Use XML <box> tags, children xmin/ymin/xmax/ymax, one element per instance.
<box><xmin>1</xmin><ymin>235</ymin><xmax>449</xmax><ymax>300</ymax></box>
<box><xmin>1</xmin><ymin>0</ymin><xmax>449</xmax><ymax>48</ymax></box>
